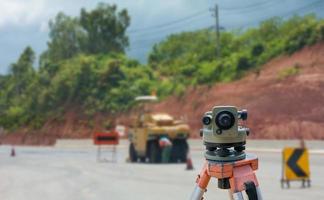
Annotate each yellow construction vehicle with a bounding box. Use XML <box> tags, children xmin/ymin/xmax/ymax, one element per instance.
<box><xmin>128</xmin><ymin>96</ymin><xmax>190</xmax><ymax>163</ymax></box>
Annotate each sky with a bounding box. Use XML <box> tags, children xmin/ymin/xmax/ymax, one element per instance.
<box><xmin>0</xmin><ymin>0</ymin><xmax>324</xmax><ymax>74</ymax></box>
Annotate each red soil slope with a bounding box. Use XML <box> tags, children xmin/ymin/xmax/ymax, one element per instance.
<box><xmin>0</xmin><ymin>111</ymin><xmax>109</xmax><ymax>145</ymax></box>
<box><xmin>151</xmin><ymin>43</ymin><xmax>324</xmax><ymax>139</ymax></box>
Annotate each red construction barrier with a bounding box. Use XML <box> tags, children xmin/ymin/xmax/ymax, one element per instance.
<box><xmin>93</xmin><ymin>131</ymin><xmax>119</xmax><ymax>146</ymax></box>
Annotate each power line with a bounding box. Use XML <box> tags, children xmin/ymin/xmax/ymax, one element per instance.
<box><xmin>130</xmin><ymin>13</ymin><xmax>209</xmax><ymax>39</ymax></box>
<box><xmin>229</xmin><ymin>0</ymin><xmax>324</xmax><ymax>29</ymax></box>
<box><xmin>127</xmin><ymin>9</ymin><xmax>208</xmax><ymax>33</ymax></box>
<box><xmin>128</xmin><ymin>24</ymin><xmax>215</xmax><ymax>52</ymax></box>
<box><xmin>221</xmin><ymin>0</ymin><xmax>280</xmax><ymax>11</ymax></box>
<box><xmin>130</xmin><ymin>24</ymin><xmax>213</xmax><ymax>46</ymax></box>
<box><xmin>221</xmin><ymin>0</ymin><xmax>283</xmax><ymax>16</ymax></box>
<box><xmin>280</xmin><ymin>0</ymin><xmax>324</xmax><ymax>18</ymax></box>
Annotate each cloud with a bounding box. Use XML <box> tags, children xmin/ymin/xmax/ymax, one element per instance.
<box><xmin>0</xmin><ymin>0</ymin><xmax>46</xmax><ymax>28</ymax></box>
<box><xmin>39</xmin><ymin>21</ymin><xmax>49</xmax><ymax>33</ymax></box>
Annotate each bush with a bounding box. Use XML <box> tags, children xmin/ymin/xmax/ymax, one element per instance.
<box><xmin>237</xmin><ymin>56</ymin><xmax>252</xmax><ymax>71</ymax></box>
<box><xmin>277</xmin><ymin>65</ymin><xmax>301</xmax><ymax>80</ymax></box>
<box><xmin>251</xmin><ymin>43</ymin><xmax>265</xmax><ymax>57</ymax></box>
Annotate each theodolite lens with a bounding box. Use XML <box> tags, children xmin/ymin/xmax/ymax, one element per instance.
<box><xmin>215</xmin><ymin>111</ymin><xmax>235</xmax><ymax>130</ymax></box>
<box><xmin>202</xmin><ymin>116</ymin><xmax>212</xmax><ymax>125</ymax></box>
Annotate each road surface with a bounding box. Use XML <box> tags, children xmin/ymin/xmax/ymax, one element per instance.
<box><xmin>0</xmin><ymin>139</ymin><xmax>323</xmax><ymax>200</ymax></box>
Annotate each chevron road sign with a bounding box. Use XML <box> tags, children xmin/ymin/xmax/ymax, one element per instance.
<box><xmin>281</xmin><ymin>147</ymin><xmax>311</xmax><ymax>188</ymax></box>
<box><xmin>283</xmin><ymin>148</ymin><xmax>310</xmax><ymax>179</ymax></box>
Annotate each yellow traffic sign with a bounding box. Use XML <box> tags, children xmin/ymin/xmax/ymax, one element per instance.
<box><xmin>283</xmin><ymin>148</ymin><xmax>310</xmax><ymax>179</ymax></box>
<box><xmin>281</xmin><ymin>147</ymin><xmax>311</xmax><ymax>188</ymax></box>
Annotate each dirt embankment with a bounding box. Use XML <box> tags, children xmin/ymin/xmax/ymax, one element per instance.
<box><xmin>151</xmin><ymin>42</ymin><xmax>324</xmax><ymax>139</ymax></box>
<box><xmin>1</xmin><ymin>43</ymin><xmax>324</xmax><ymax>145</ymax></box>
<box><xmin>0</xmin><ymin>111</ymin><xmax>114</xmax><ymax>146</ymax></box>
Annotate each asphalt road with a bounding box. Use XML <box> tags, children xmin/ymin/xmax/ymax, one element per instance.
<box><xmin>1</xmin><ymin>140</ymin><xmax>324</xmax><ymax>200</ymax></box>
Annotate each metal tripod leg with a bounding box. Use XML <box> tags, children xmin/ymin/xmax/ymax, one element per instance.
<box><xmin>190</xmin><ymin>185</ymin><xmax>206</xmax><ymax>200</ymax></box>
<box><xmin>231</xmin><ymin>192</ymin><xmax>244</xmax><ymax>200</ymax></box>
<box><xmin>256</xmin><ymin>186</ymin><xmax>263</xmax><ymax>200</ymax></box>
<box><xmin>190</xmin><ymin>162</ymin><xmax>210</xmax><ymax>200</ymax></box>
<box><xmin>230</xmin><ymin>187</ymin><xmax>262</xmax><ymax>200</ymax></box>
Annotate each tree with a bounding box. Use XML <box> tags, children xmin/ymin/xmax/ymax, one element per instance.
<box><xmin>45</xmin><ymin>12</ymin><xmax>86</xmax><ymax>63</ymax></box>
<box><xmin>10</xmin><ymin>46</ymin><xmax>35</xmax><ymax>77</ymax></box>
<box><xmin>41</xmin><ymin>3</ymin><xmax>130</xmax><ymax>65</ymax></box>
<box><xmin>10</xmin><ymin>46</ymin><xmax>35</xmax><ymax>95</ymax></box>
<box><xmin>80</xmin><ymin>3</ymin><xmax>130</xmax><ymax>54</ymax></box>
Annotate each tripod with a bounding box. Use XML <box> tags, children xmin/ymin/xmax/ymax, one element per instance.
<box><xmin>190</xmin><ymin>154</ymin><xmax>262</xmax><ymax>200</ymax></box>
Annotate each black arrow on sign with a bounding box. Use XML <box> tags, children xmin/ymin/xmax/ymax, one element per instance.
<box><xmin>287</xmin><ymin>149</ymin><xmax>307</xmax><ymax>177</ymax></box>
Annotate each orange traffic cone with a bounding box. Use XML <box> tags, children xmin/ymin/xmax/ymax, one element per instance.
<box><xmin>186</xmin><ymin>153</ymin><xmax>194</xmax><ymax>170</ymax></box>
<box><xmin>11</xmin><ymin>146</ymin><xmax>16</xmax><ymax>157</ymax></box>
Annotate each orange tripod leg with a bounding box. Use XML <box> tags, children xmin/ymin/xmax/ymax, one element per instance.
<box><xmin>190</xmin><ymin>162</ymin><xmax>211</xmax><ymax>200</ymax></box>
<box><xmin>229</xmin><ymin>164</ymin><xmax>262</xmax><ymax>200</ymax></box>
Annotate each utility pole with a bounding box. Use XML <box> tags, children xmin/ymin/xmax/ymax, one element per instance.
<box><xmin>210</xmin><ymin>4</ymin><xmax>220</xmax><ymax>58</ymax></box>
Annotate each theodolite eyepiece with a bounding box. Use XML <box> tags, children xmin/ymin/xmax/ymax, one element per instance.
<box><xmin>202</xmin><ymin>116</ymin><xmax>212</xmax><ymax>125</ymax></box>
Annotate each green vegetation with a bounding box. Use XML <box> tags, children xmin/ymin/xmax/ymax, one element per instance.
<box><xmin>0</xmin><ymin>3</ymin><xmax>324</xmax><ymax>131</ymax></box>
<box><xmin>0</xmin><ymin>51</ymin><xmax>156</xmax><ymax>129</ymax></box>
<box><xmin>149</xmin><ymin>15</ymin><xmax>324</xmax><ymax>96</ymax></box>
<box><xmin>278</xmin><ymin>64</ymin><xmax>301</xmax><ymax>80</ymax></box>
<box><xmin>0</xmin><ymin>3</ymin><xmax>153</xmax><ymax>130</ymax></box>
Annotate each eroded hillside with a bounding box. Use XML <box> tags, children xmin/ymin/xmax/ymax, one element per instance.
<box><xmin>151</xmin><ymin>43</ymin><xmax>324</xmax><ymax>139</ymax></box>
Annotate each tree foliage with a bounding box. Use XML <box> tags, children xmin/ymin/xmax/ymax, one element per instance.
<box><xmin>41</xmin><ymin>3</ymin><xmax>130</xmax><ymax>64</ymax></box>
<box><xmin>80</xmin><ymin>3</ymin><xmax>130</xmax><ymax>54</ymax></box>
<box><xmin>43</xmin><ymin>12</ymin><xmax>85</xmax><ymax>62</ymax></box>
